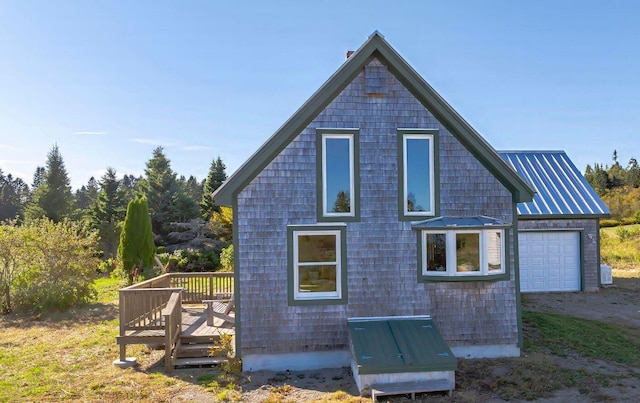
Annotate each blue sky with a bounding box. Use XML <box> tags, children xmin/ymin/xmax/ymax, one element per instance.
<box><xmin>0</xmin><ymin>1</ymin><xmax>638</xmax><ymax>189</ymax></box>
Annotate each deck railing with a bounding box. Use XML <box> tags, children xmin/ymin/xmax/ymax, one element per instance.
<box><xmin>117</xmin><ymin>271</ymin><xmax>234</xmax><ymax>365</ymax></box>
<box><xmin>162</xmin><ymin>291</ymin><xmax>182</xmax><ymax>373</ymax></box>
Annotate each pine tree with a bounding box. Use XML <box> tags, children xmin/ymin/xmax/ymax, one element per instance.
<box><xmin>117</xmin><ymin>196</ymin><xmax>155</xmax><ymax>284</ymax></box>
<box><xmin>89</xmin><ymin>168</ymin><xmax>127</xmax><ymax>258</ymax></box>
<box><xmin>120</xmin><ymin>174</ymin><xmax>141</xmax><ymax>204</ymax></box>
<box><xmin>140</xmin><ymin>147</ymin><xmax>179</xmax><ymax>240</ymax></box>
<box><xmin>200</xmin><ymin>156</ymin><xmax>227</xmax><ymax>219</ymax></box>
<box><xmin>627</xmin><ymin>158</ymin><xmax>640</xmax><ymax>188</ymax></box>
<box><xmin>332</xmin><ymin>191</ymin><xmax>350</xmax><ymax>213</ymax></box>
<box><xmin>75</xmin><ymin>176</ymin><xmax>99</xmax><ymax>210</ymax></box>
<box><xmin>31</xmin><ymin>166</ymin><xmax>45</xmax><ymax>191</ymax></box>
<box><xmin>0</xmin><ymin>170</ymin><xmax>29</xmax><ymax>221</ymax></box>
<box><xmin>24</xmin><ymin>145</ymin><xmax>74</xmax><ymax>222</ymax></box>
<box><xmin>174</xmin><ymin>175</ymin><xmax>201</xmax><ymax>223</ymax></box>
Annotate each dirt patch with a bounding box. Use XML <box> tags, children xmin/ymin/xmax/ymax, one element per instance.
<box><xmin>522</xmin><ymin>280</ymin><xmax>640</xmax><ymax>327</ymax></box>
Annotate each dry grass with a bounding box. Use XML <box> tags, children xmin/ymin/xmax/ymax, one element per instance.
<box><xmin>0</xmin><ymin>277</ymin><xmax>206</xmax><ymax>402</ymax></box>
<box><xmin>2</xmin><ymin>274</ymin><xmax>639</xmax><ymax>402</ymax></box>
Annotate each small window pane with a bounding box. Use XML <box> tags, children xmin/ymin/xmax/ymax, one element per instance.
<box><xmin>456</xmin><ymin>233</ymin><xmax>480</xmax><ymax>272</ymax></box>
<box><xmin>298</xmin><ymin>234</ymin><xmax>336</xmax><ymax>263</ymax></box>
<box><xmin>298</xmin><ymin>265</ymin><xmax>337</xmax><ymax>293</ymax></box>
<box><xmin>487</xmin><ymin>232</ymin><xmax>502</xmax><ymax>271</ymax></box>
<box><xmin>325</xmin><ymin>138</ymin><xmax>351</xmax><ymax>213</ymax></box>
<box><xmin>426</xmin><ymin>233</ymin><xmax>447</xmax><ymax>272</ymax></box>
<box><xmin>406</xmin><ymin>138</ymin><xmax>431</xmax><ymax>213</ymax></box>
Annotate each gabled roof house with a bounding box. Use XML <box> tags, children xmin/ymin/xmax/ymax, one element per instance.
<box><xmin>213</xmin><ymin>32</ymin><xmax>607</xmax><ymax>381</ymax></box>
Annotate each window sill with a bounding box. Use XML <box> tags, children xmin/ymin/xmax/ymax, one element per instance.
<box><xmin>289</xmin><ymin>297</ymin><xmax>347</xmax><ymax>306</ymax></box>
<box><xmin>418</xmin><ymin>272</ymin><xmax>508</xmax><ymax>283</ymax></box>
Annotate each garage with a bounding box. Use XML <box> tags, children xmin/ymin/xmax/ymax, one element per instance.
<box><xmin>500</xmin><ymin>151</ymin><xmax>610</xmax><ymax>292</ymax></box>
<box><xmin>519</xmin><ymin>231</ymin><xmax>580</xmax><ymax>292</ymax></box>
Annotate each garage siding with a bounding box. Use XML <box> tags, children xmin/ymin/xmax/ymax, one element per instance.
<box><xmin>517</xmin><ymin>219</ymin><xmax>600</xmax><ymax>291</ymax></box>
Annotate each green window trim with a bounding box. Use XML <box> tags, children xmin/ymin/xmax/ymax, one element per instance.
<box><xmin>417</xmin><ymin>228</ymin><xmax>511</xmax><ymax>283</ymax></box>
<box><xmin>397</xmin><ymin>129</ymin><xmax>439</xmax><ymax>221</ymax></box>
<box><xmin>287</xmin><ymin>224</ymin><xmax>348</xmax><ymax>306</ymax></box>
<box><xmin>316</xmin><ymin>128</ymin><xmax>360</xmax><ymax>222</ymax></box>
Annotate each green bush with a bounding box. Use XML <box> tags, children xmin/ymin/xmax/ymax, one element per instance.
<box><xmin>600</xmin><ymin>219</ymin><xmax>620</xmax><ymax>228</ymax></box>
<box><xmin>117</xmin><ymin>196</ymin><xmax>155</xmax><ymax>284</ymax></box>
<box><xmin>0</xmin><ymin>219</ymin><xmax>99</xmax><ymax>313</ymax></box>
<box><xmin>158</xmin><ymin>249</ymin><xmax>220</xmax><ymax>272</ymax></box>
<box><xmin>97</xmin><ymin>258</ymin><xmax>118</xmax><ymax>274</ymax></box>
<box><xmin>220</xmin><ymin>244</ymin><xmax>233</xmax><ymax>272</ymax></box>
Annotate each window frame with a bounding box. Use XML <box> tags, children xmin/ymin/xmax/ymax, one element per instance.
<box><xmin>316</xmin><ymin>128</ymin><xmax>360</xmax><ymax>222</ymax></box>
<box><xmin>418</xmin><ymin>228</ymin><xmax>508</xmax><ymax>281</ymax></box>
<box><xmin>287</xmin><ymin>224</ymin><xmax>348</xmax><ymax>306</ymax></box>
<box><xmin>398</xmin><ymin>129</ymin><xmax>439</xmax><ymax>221</ymax></box>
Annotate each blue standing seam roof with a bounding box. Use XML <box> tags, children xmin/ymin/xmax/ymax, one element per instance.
<box><xmin>499</xmin><ymin>151</ymin><xmax>610</xmax><ymax>217</ymax></box>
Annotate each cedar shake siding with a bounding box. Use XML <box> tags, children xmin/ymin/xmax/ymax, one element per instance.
<box><xmin>236</xmin><ymin>59</ymin><xmax>517</xmax><ymax>356</ymax></box>
<box><xmin>518</xmin><ymin>218</ymin><xmax>600</xmax><ymax>291</ymax></box>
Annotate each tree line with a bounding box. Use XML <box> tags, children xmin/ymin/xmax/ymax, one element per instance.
<box><xmin>0</xmin><ymin>144</ymin><xmax>229</xmax><ymax>257</ymax></box>
<box><xmin>584</xmin><ymin>150</ymin><xmax>640</xmax><ymax>224</ymax></box>
<box><xmin>0</xmin><ymin>144</ymin><xmax>232</xmax><ymax>312</ymax></box>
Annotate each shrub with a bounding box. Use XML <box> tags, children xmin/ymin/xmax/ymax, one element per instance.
<box><xmin>600</xmin><ymin>219</ymin><xmax>620</xmax><ymax>228</ymax></box>
<box><xmin>220</xmin><ymin>244</ymin><xmax>233</xmax><ymax>272</ymax></box>
<box><xmin>159</xmin><ymin>249</ymin><xmax>220</xmax><ymax>272</ymax></box>
<box><xmin>0</xmin><ymin>219</ymin><xmax>99</xmax><ymax>313</ymax></box>
<box><xmin>117</xmin><ymin>196</ymin><xmax>155</xmax><ymax>284</ymax></box>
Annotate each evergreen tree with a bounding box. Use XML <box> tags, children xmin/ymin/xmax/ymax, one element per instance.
<box><xmin>24</xmin><ymin>145</ymin><xmax>74</xmax><ymax>222</ymax></box>
<box><xmin>332</xmin><ymin>191</ymin><xmax>351</xmax><ymax>213</ymax></box>
<box><xmin>185</xmin><ymin>175</ymin><xmax>203</xmax><ymax>205</ymax></box>
<box><xmin>140</xmin><ymin>147</ymin><xmax>179</xmax><ymax>241</ymax></box>
<box><xmin>200</xmin><ymin>156</ymin><xmax>227</xmax><ymax>219</ymax></box>
<box><xmin>117</xmin><ymin>196</ymin><xmax>155</xmax><ymax>284</ymax></box>
<box><xmin>174</xmin><ymin>175</ymin><xmax>201</xmax><ymax>222</ymax></box>
<box><xmin>627</xmin><ymin>158</ymin><xmax>640</xmax><ymax>188</ymax></box>
<box><xmin>89</xmin><ymin>168</ymin><xmax>127</xmax><ymax>258</ymax></box>
<box><xmin>75</xmin><ymin>176</ymin><xmax>99</xmax><ymax>210</ymax></box>
<box><xmin>31</xmin><ymin>166</ymin><xmax>45</xmax><ymax>191</ymax></box>
<box><xmin>120</xmin><ymin>174</ymin><xmax>141</xmax><ymax>204</ymax></box>
<box><xmin>0</xmin><ymin>170</ymin><xmax>29</xmax><ymax>221</ymax></box>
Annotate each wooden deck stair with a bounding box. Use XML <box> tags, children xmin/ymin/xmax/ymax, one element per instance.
<box><xmin>171</xmin><ymin>337</ymin><xmax>227</xmax><ymax>369</ymax></box>
<box><xmin>168</xmin><ymin>310</ymin><xmax>235</xmax><ymax>370</ymax></box>
<box><xmin>116</xmin><ymin>273</ymin><xmax>235</xmax><ymax>373</ymax></box>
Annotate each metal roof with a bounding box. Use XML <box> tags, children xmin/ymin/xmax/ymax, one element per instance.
<box><xmin>500</xmin><ymin>151</ymin><xmax>610</xmax><ymax>218</ymax></box>
<box><xmin>412</xmin><ymin>215</ymin><xmax>511</xmax><ymax>230</ymax></box>
<box><xmin>348</xmin><ymin>316</ymin><xmax>457</xmax><ymax>375</ymax></box>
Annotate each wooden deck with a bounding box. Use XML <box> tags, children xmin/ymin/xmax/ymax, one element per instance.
<box><xmin>119</xmin><ymin>306</ymin><xmax>234</xmax><ymax>340</ymax></box>
<box><xmin>182</xmin><ymin>306</ymin><xmax>234</xmax><ymax>339</ymax></box>
<box><xmin>115</xmin><ymin>272</ymin><xmax>235</xmax><ymax>372</ymax></box>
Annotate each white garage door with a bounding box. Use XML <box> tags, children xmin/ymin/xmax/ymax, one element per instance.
<box><xmin>519</xmin><ymin>231</ymin><xmax>580</xmax><ymax>292</ymax></box>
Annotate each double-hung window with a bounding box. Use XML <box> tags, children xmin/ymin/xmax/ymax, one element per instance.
<box><xmin>398</xmin><ymin>129</ymin><xmax>438</xmax><ymax>220</ymax></box>
<box><xmin>317</xmin><ymin>129</ymin><xmax>359</xmax><ymax>221</ymax></box>
<box><xmin>287</xmin><ymin>224</ymin><xmax>348</xmax><ymax>305</ymax></box>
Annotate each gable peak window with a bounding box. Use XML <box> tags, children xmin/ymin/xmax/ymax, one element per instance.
<box><xmin>398</xmin><ymin>129</ymin><xmax>438</xmax><ymax>220</ymax></box>
<box><xmin>316</xmin><ymin>129</ymin><xmax>360</xmax><ymax>221</ymax></box>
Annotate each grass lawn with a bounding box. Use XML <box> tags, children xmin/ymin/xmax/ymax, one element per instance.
<box><xmin>1</xmin><ymin>274</ymin><xmax>640</xmax><ymax>402</ymax></box>
<box><xmin>601</xmin><ymin>224</ymin><xmax>640</xmax><ymax>275</ymax></box>
<box><xmin>0</xmin><ymin>276</ymin><xmax>187</xmax><ymax>402</ymax></box>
